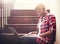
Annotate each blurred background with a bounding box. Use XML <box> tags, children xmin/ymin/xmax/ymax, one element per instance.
<box><xmin>0</xmin><ymin>0</ymin><xmax>60</xmax><ymax>44</ymax></box>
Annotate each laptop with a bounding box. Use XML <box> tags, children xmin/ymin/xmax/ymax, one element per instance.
<box><xmin>8</xmin><ymin>27</ymin><xmax>24</xmax><ymax>38</ymax></box>
<box><xmin>8</xmin><ymin>27</ymin><xmax>38</xmax><ymax>38</ymax></box>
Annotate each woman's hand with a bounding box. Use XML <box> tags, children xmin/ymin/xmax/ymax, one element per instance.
<box><xmin>28</xmin><ymin>31</ymin><xmax>37</xmax><ymax>34</ymax></box>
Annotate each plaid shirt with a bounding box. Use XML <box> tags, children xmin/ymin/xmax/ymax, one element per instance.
<box><xmin>36</xmin><ymin>14</ymin><xmax>56</xmax><ymax>44</ymax></box>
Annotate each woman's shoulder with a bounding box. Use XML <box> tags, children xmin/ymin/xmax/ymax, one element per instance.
<box><xmin>47</xmin><ymin>13</ymin><xmax>55</xmax><ymax>18</ymax></box>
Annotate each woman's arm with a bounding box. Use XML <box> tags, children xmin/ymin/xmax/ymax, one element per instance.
<box><xmin>28</xmin><ymin>31</ymin><xmax>37</xmax><ymax>34</ymax></box>
<box><xmin>40</xmin><ymin>30</ymin><xmax>52</xmax><ymax>37</ymax></box>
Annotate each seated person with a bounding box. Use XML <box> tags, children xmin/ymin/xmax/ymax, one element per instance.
<box><xmin>28</xmin><ymin>4</ymin><xmax>56</xmax><ymax>44</ymax></box>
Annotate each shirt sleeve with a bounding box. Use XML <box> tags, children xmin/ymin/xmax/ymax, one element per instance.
<box><xmin>49</xmin><ymin>15</ymin><xmax>56</xmax><ymax>32</ymax></box>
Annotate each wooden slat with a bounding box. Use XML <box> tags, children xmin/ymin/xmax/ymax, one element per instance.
<box><xmin>6</xmin><ymin>24</ymin><xmax>37</xmax><ymax>26</ymax></box>
<box><xmin>2</xmin><ymin>33</ymin><xmax>27</xmax><ymax>35</ymax></box>
<box><xmin>10</xmin><ymin>10</ymin><xmax>36</xmax><ymax>16</ymax></box>
<box><xmin>7</xmin><ymin>17</ymin><xmax>39</xmax><ymax>24</ymax></box>
<box><xmin>4</xmin><ymin>25</ymin><xmax>37</xmax><ymax>33</ymax></box>
<box><xmin>7</xmin><ymin>16</ymin><xmax>40</xmax><ymax>18</ymax></box>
